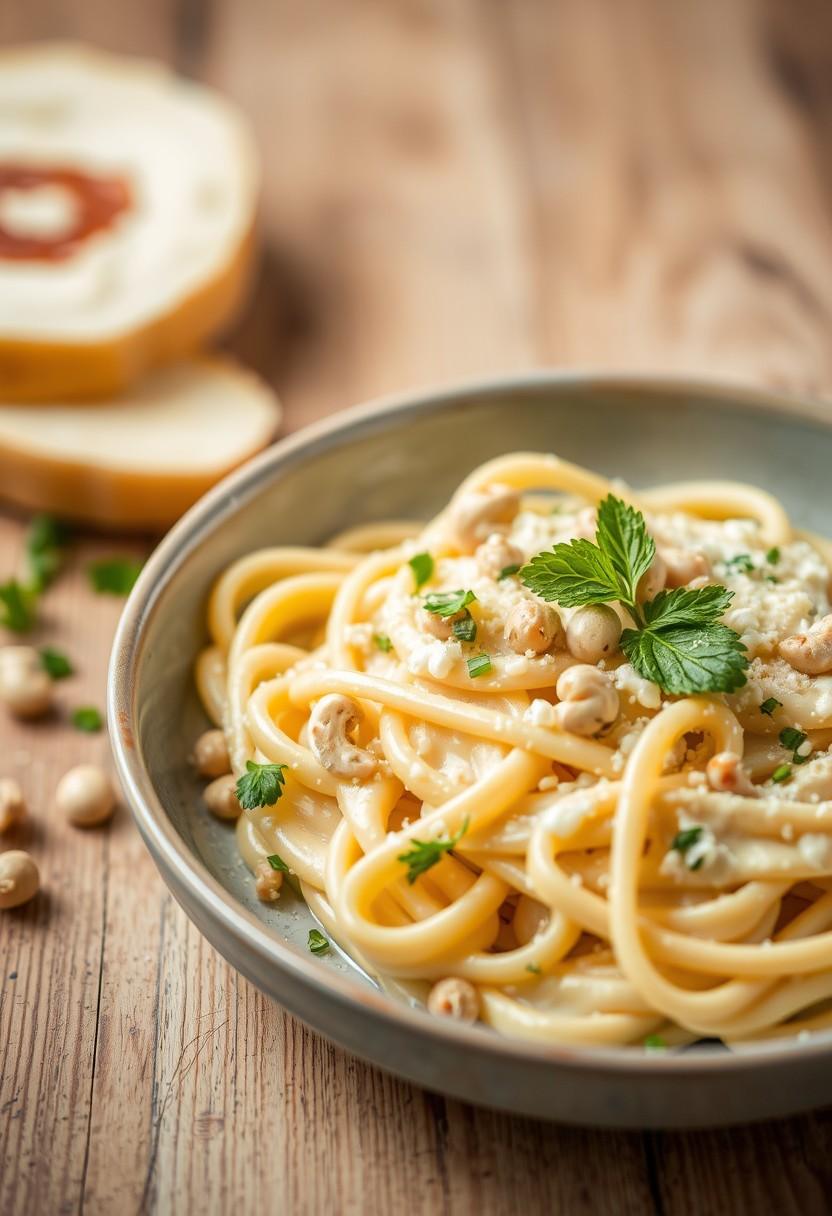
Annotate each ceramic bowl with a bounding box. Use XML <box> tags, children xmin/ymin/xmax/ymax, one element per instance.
<box><xmin>109</xmin><ymin>372</ymin><xmax>832</xmax><ymax>1128</ymax></box>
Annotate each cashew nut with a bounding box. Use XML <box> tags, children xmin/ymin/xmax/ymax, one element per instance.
<box><xmin>637</xmin><ymin>553</ymin><xmax>667</xmax><ymax>602</ymax></box>
<box><xmin>56</xmin><ymin>765</ymin><xmax>116</xmax><ymax>828</ymax></box>
<box><xmin>0</xmin><ymin>778</ymin><xmax>25</xmax><ymax>833</ymax></box>
<box><xmin>565</xmin><ymin>604</ymin><xmax>622</xmax><ymax>664</ymax></box>
<box><xmin>203</xmin><ymin>773</ymin><xmax>243</xmax><ymax>820</ymax></box>
<box><xmin>419</xmin><ymin>607</ymin><xmax>454</xmax><ymax>640</ymax></box>
<box><xmin>504</xmin><ymin>600</ymin><xmax>564</xmax><ymax>655</ymax></box>
<box><xmin>779</xmin><ymin>614</ymin><xmax>832</xmax><ymax>675</ymax></box>
<box><xmin>0</xmin><ymin>646</ymin><xmax>52</xmax><ymax>719</ymax></box>
<box><xmin>254</xmin><ymin>859</ymin><xmax>283</xmax><ymax>902</ymax></box>
<box><xmin>0</xmin><ymin>850</ymin><xmax>39</xmax><ymax>909</ymax></box>
<box><xmin>553</xmin><ymin>665</ymin><xmax>619</xmax><ymax>735</ymax></box>
<box><xmin>308</xmin><ymin>694</ymin><xmax>377</xmax><ymax>779</ymax></box>
<box><xmin>662</xmin><ymin>547</ymin><xmax>710</xmax><ymax>588</ymax></box>
<box><xmin>191</xmin><ymin>729</ymin><xmax>231</xmax><ymax>779</ymax></box>
<box><xmin>706</xmin><ymin>752</ymin><xmax>758</xmax><ymax>798</ymax></box>
<box><xmin>475</xmin><ymin>533</ymin><xmax>524</xmax><ymax>580</ymax></box>
<box><xmin>426</xmin><ymin>976</ymin><xmax>480</xmax><ymax>1023</ymax></box>
<box><xmin>450</xmin><ymin>484</ymin><xmax>520</xmax><ymax>550</ymax></box>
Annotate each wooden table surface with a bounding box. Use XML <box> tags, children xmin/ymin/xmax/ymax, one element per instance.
<box><xmin>3</xmin><ymin>1</ymin><xmax>832</xmax><ymax>1212</ymax></box>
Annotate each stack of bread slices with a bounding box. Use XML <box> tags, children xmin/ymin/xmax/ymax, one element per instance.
<box><xmin>0</xmin><ymin>43</ymin><xmax>281</xmax><ymax>529</ymax></box>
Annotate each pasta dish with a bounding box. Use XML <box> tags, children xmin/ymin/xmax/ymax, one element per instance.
<box><xmin>193</xmin><ymin>452</ymin><xmax>832</xmax><ymax>1049</ymax></box>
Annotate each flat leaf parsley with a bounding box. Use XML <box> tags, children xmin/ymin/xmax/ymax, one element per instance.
<box><xmin>521</xmin><ymin>495</ymin><xmax>748</xmax><ymax>695</ymax></box>
<box><xmin>397</xmin><ymin>818</ymin><xmax>469</xmax><ymax>884</ymax></box>
<box><xmin>235</xmin><ymin>761</ymin><xmax>288</xmax><ymax>810</ymax></box>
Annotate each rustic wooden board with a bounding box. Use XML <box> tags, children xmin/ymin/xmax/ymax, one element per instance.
<box><xmin>2</xmin><ymin>1</ymin><xmax>832</xmax><ymax>1212</ymax></box>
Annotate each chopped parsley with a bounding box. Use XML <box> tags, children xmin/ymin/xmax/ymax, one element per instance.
<box><xmin>87</xmin><ymin>557</ymin><xmax>144</xmax><ymax>595</ymax></box>
<box><xmin>235</xmin><ymin>761</ymin><xmax>288</xmax><ymax>809</ymax></box>
<box><xmin>397</xmin><ymin>818</ymin><xmax>469</xmax><ymax>884</ymax></box>
<box><xmin>725</xmin><ymin>553</ymin><xmax>754</xmax><ymax>574</ymax></box>
<box><xmin>779</xmin><ymin>726</ymin><xmax>811</xmax><ymax>765</ymax></box>
<box><xmin>772</xmin><ymin>763</ymin><xmax>792</xmax><ymax>784</ymax></box>
<box><xmin>0</xmin><ymin>580</ymin><xmax>37</xmax><ymax>633</ymax></box>
<box><xmin>408</xmin><ymin>552</ymin><xmax>434</xmax><ymax>589</ymax></box>
<box><xmin>766</xmin><ymin>547</ymin><xmax>781</xmax><ymax>565</ymax></box>
<box><xmin>423</xmin><ymin>589</ymin><xmax>476</xmax><ymax>617</ymax></box>
<box><xmin>26</xmin><ymin>515</ymin><xmax>70</xmax><ymax>592</ymax></box>
<box><xmin>644</xmin><ymin>1034</ymin><xmax>667</xmax><ymax>1052</ymax></box>
<box><xmin>760</xmin><ymin>697</ymin><xmax>782</xmax><ymax>717</ymax></box>
<box><xmin>671</xmin><ymin>825</ymin><xmax>705</xmax><ymax>870</ymax></box>
<box><xmin>40</xmin><ymin>647</ymin><xmax>73</xmax><ymax>679</ymax></box>
<box><xmin>525</xmin><ymin>963</ymin><xmax>542</xmax><ymax>975</ymax></box>
<box><xmin>308</xmin><ymin>929</ymin><xmax>330</xmax><ymax>956</ymax></box>
<box><xmin>266</xmin><ymin>852</ymin><xmax>301</xmax><ymax>896</ymax></box>
<box><xmin>466</xmin><ymin>653</ymin><xmax>492</xmax><ymax>679</ymax></box>
<box><xmin>521</xmin><ymin>495</ymin><xmax>747</xmax><ymax>695</ymax></box>
<box><xmin>373</xmin><ymin>633</ymin><xmax>393</xmax><ymax>653</ymax></box>
<box><xmin>498</xmin><ymin>564</ymin><xmax>521</xmax><ymax>580</ymax></box>
<box><xmin>72</xmin><ymin>706</ymin><xmax>102</xmax><ymax>733</ymax></box>
<box><xmin>452</xmin><ymin>613</ymin><xmax>477</xmax><ymax>643</ymax></box>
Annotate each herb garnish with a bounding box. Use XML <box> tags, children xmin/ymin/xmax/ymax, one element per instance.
<box><xmin>467</xmin><ymin>653</ymin><xmax>492</xmax><ymax>679</ymax></box>
<box><xmin>779</xmin><ymin>726</ymin><xmax>811</xmax><ymax>765</ymax></box>
<box><xmin>235</xmin><ymin>761</ymin><xmax>288</xmax><ymax>810</ymax></box>
<box><xmin>725</xmin><ymin>553</ymin><xmax>755</xmax><ymax>574</ymax></box>
<box><xmin>72</xmin><ymin>706</ymin><xmax>102</xmax><ymax>733</ymax></box>
<box><xmin>521</xmin><ymin>495</ymin><xmax>747</xmax><ymax>695</ymax></box>
<box><xmin>644</xmin><ymin>1034</ymin><xmax>667</xmax><ymax>1052</ymax></box>
<box><xmin>423</xmin><ymin>589</ymin><xmax>476</xmax><ymax>617</ymax></box>
<box><xmin>408</xmin><ymin>553</ymin><xmax>434</xmax><ymax>589</ymax></box>
<box><xmin>452</xmin><ymin>614</ymin><xmax>477</xmax><ymax>643</ymax></box>
<box><xmin>671</xmin><ymin>825</ymin><xmax>705</xmax><ymax>870</ymax></box>
<box><xmin>88</xmin><ymin>557</ymin><xmax>144</xmax><ymax>595</ymax></box>
<box><xmin>26</xmin><ymin>515</ymin><xmax>70</xmax><ymax>592</ymax></box>
<box><xmin>308</xmin><ymin>929</ymin><xmax>330</xmax><ymax>956</ymax></box>
<box><xmin>760</xmin><ymin>697</ymin><xmax>782</xmax><ymax>717</ymax></box>
<box><xmin>397</xmin><ymin>818</ymin><xmax>469</xmax><ymax>884</ymax></box>
<box><xmin>373</xmin><ymin>633</ymin><xmax>393</xmax><ymax>653</ymax></box>
<box><xmin>766</xmin><ymin>547</ymin><xmax>780</xmax><ymax>565</ymax></box>
<box><xmin>772</xmin><ymin>763</ymin><xmax>792</xmax><ymax>784</ymax></box>
<box><xmin>498</xmin><ymin>564</ymin><xmax>521</xmax><ymax>581</ymax></box>
<box><xmin>525</xmin><ymin>963</ymin><xmax>542</xmax><ymax>975</ymax></box>
<box><xmin>266</xmin><ymin>852</ymin><xmax>302</xmax><ymax>896</ymax></box>
<box><xmin>40</xmin><ymin>647</ymin><xmax>73</xmax><ymax>679</ymax></box>
<box><xmin>0</xmin><ymin>580</ymin><xmax>37</xmax><ymax>633</ymax></box>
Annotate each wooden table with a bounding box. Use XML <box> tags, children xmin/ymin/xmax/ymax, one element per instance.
<box><xmin>3</xmin><ymin>1</ymin><xmax>832</xmax><ymax>1211</ymax></box>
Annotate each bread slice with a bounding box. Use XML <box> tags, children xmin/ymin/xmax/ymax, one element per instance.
<box><xmin>0</xmin><ymin>357</ymin><xmax>280</xmax><ymax>529</ymax></box>
<box><xmin>0</xmin><ymin>44</ymin><xmax>258</xmax><ymax>401</ymax></box>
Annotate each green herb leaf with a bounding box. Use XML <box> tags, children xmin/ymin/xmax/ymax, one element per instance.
<box><xmin>72</xmin><ymin>706</ymin><xmax>102</xmax><ymax>732</ymax></box>
<box><xmin>595</xmin><ymin>494</ymin><xmax>656</xmax><ymax>606</ymax></box>
<box><xmin>26</xmin><ymin>514</ymin><xmax>70</xmax><ymax>592</ymax></box>
<box><xmin>641</xmin><ymin>585</ymin><xmax>734</xmax><ymax>630</ymax></box>
<box><xmin>525</xmin><ymin>963</ymin><xmax>542</xmax><ymax>975</ymax></box>
<box><xmin>779</xmin><ymin>726</ymin><xmax>811</xmax><ymax>766</ymax></box>
<box><xmin>408</xmin><ymin>552</ymin><xmax>434</xmax><ymax>589</ymax></box>
<box><xmin>621</xmin><ymin>622</ymin><xmax>748</xmax><ymax>695</ymax></box>
<box><xmin>725</xmin><ymin>553</ymin><xmax>754</xmax><ymax>574</ymax></box>
<box><xmin>266</xmin><ymin>852</ymin><xmax>302</xmax><ymax>896</ymax></box>
<box><xmin>397</xmin><ymin>817</ymin><xmax>469</xmax><ymax>884</ymax></box>
<box><xmin>40</xmin><ymin>647</ymin><xmax>73</xmax><ymax>679</ymax></box>
<box><xmin>0</xmin><ymin>579</ymin><xmax>37</xmax><ymax>633</ymax></box>
<box><xmin>235</xmin><ymin>760</ymin><xmax>288</xmax><ymax>810</ymax></box>
<box><xmin>308</xmin><ymin>929</ymin><xmax>330</xmax><ymax>955</ymax></box>
<box><xmin>373</xmin><ymin>633</ymin><xmax>393</xmax><ymax>653</ymax></box>
<box><xmin>772</xmin><ymin>763</ymin><xmax>792</xmax><ymax>784</ymax></box>
<box><xmin>521</xmin><ymin>537</ymin><xmax>620</xmax><ymax>607</ymax></box>
<box><xmin>671</xmin><ymin>825</ymin><xmax>705</xmax><ymax>870</ymax></box>
<box><xmin>423</xmin><ymin>588</ymin><xmax>476</xmax><ymax>617</ymax></box>
<box><xmin>760</xmin><ymin>697</ymin><xmax>782</xmax><ymax>717</ymax></box>
<box><xmin>452</xmin><ymin>612</ymin><xmax>477</xmax><ymax>643</ymax></box>
<box><xmin>466</xmin><ymin>653</ymin><xmax>492</xmax><ymax>679</ymax></box>
<box><xmin>88</xmin><ymin>557</ymin><xmax>143</xmax><ymax>596</ymax></box>
<box><xmin>644</xmin><ymin>1034</ymin><xmax>667</xmax><ymax>1051</ymax></box>
<box><xmin>766</xmin><ymin>547</ymin><xmax>780</xmax><ymax>565</ymax></box>
<box><xmin>498</xmin><ymin>564</ymin><xmax>521</xmax><ymax>581</ymax></box>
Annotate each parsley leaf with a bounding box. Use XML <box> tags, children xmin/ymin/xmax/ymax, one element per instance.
<box><xmin>88</xmin><ymin>557</ymin><xmax>144</xmax><ymax>596</ymax></box>
<box><xmin>760</xmin><ymin>697</ymin><xmax>782</xmax><ymax>717</ymax></box>
<box><xmin>641</xmin><ymin>585</ymin><xmax>734</xmax><ymax>629</ymax></box>
<box><xmin>498</xmin><ymin>564</ymin><xmax>521</xmax><ymax>580</ymax></box>
<box><xmin>671</xmin><ymin>825</ymin><xmax>705</xmax><ymax>870</ymax></box>
<box><xmin>266</xmin><ymin>852</ymin><xmax>302</xmax><ymax>896</ymax></box>
<box><xmin>725</xmin><ymin>553</ymin><xmax>754</xmax><ymax>574</ymax></box>
<box><xmin>780</xmin><ymin>726</ymin><xmax>811</xmax><ymax>765</ymax></box>
<box><xmin>525</xmin><ymin>962</ymin><xmax>542</xmax><ymax>975</ymax></box>
<box><xmin>308</xmin><ymin>929</ymin><xmax>330</xmax><ymax>955</ymax></box>
<box><xmin>595</xmin><ymin>494</ymin><xmax>655</xmax><ymax>606</ymax></box>
<box><xmin>397</xmin><ymin>818</ymin><xmax>469</xmax><ymax>884</ymax></box>
<box><xmin>373</xmin><ymin>633</ymin><xmax>393</xmax><ymax>653</ymax></box>
<box><xmin>40</xmin><ymin>647</ymin><xmax>73</xmax><ymax>679</ymax></box>
<box><xmin>72</xmin><ymin>706</ymin><xmax>102</xmax><ymax>732</ymax></box>
<box><xmin>423</xmin><ymin>589</ymin><xmax>476</xmax><ymax>617</ymax></box>
<box><xmin>621</xmin><ymin>622</ymin><xmax>747</xmax><ymax>695</ymax></box>
<box><xmin>235</xmin><ymin>760</ymin><xmax>288</xmax><ymax>810</ymax></box>
<box><xmin>521</xmin><ymin>537</ymin><xmax>620</xmax><ymax>607</ymax></box>
<box><xmin>26</xmin><ymin>515</ymin><xmax>70</xmax><ymax>592</ymax></box>
<box><xmin>467</xmin><ymin>653</ymin><xmax>492</xmax><ymax>678</ymax></box>
<box><xmin>772</xmin><ymin>763</ymin><xmax>792</xmax><ymax>784</ymax></box>
<box><xmin>644</xmin><ymin>1034</ymin><xmax>667</xmax><ymax>1052</ymax></box>
<box><xmin>766</xmin><ymin>547</ymin><xmax>780</xmax><ymax>565</ymax></box>
<box><xmin>0</xmin><ymin>580</ymin><xmax>37</xmax><ymax>633</ymax></box>
<box><xmin>452</xmin><ymin>613</ymin><xmax>477</xmax><ymax>643</ymax></box>
<box><xmin>408</xmin><ymin>553</ymin><xmax>434</xmax><ymax>589</ymax></box>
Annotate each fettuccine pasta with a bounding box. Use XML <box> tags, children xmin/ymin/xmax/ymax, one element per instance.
<box><xmin>193</xmin><ymin>452</ymin><xmax>832</xmax><ymax>1048</ymax></box>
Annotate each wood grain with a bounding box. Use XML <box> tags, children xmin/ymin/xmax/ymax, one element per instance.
<box><xmin>3</xmin><ymin>1</ymin><xmax>832</xmax><ymax>1213</ymax></box>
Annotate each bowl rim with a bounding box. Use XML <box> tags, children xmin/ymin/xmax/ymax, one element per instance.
<box><xmin>108</xmin><ymin>367</ymin><xmax>832</xmax><ymax>1079</ymax></box>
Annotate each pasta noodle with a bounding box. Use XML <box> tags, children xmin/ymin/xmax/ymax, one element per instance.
<box><xmin>194</xmin><ymin>452</ymin><xmax>832</xmax><ymax>1048</ymax></box>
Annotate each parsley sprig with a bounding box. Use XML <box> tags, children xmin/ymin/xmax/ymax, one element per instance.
<box><xmin>397</xmin><ymin>818</ymin><xmax>469</xmax><ymax>884</ymax></box>
<box><xmin>521</xmin><ymin>495</ymin><xmax>748</xmax><ymax>695</ymax></box>
<box><xmin>235</xmin><ymin>761</ymin><xmax>288</xmax><ymax>810</ymax></box>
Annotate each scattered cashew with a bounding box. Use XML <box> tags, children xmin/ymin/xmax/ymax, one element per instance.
<box><xmin>450</xmin><ymin>484</ymin><xmax>520</xmax><ymax>550</ymax></box>
<box><xmin>426</xmin><ymin>976</ymin><xmax>480</xmax><ymax>1023</ymax></box>
<box><xmin>420</xmin><ymin>608</ymin><xmax>454</xmax><ymax>640</ymax></box>
<box><xmin>706</xmin><ymin>752</ymin><xmax>758</xmax><ymax>798</ymax></box>
<box><xmin>504</xmin><ymin>600</ymin><xmax>564</xmax><ymax>655</ymax></box>
<box><xmin>637</xmin><ymin>553</ymin><xmax>667</xmax><ymax>602</ymax></box>
<box><xmin>565</xmin><ymin>604</ymin><xmax>622</xmax><ymax>664</ymax></box>
<box><xmin>0</xmin><ymin>850</ymin><xmax>39</xmax><ymax>909</ymax></box>
<box><xmin>553</xmin><ymin>665</ymin><xmax>619</xmax><ymax>735</ymax></box>
<box><xmin>203</xmin><ymin>773</ymin><xmax>243</xmax><ymax>820</ymax></box>
<box><xmin>56</xmin><ymin>765</ymin><xmax>116</xmax><ymax>828</ymax></box>
<box><xmin>779</xmin><ymin>614</ymin><xmax>832</xmax><ymax>675</ymax></box>
<box><xmin>0</xmin><ymin>778</ymin><xmax>25</xmax><ymax>833</ymax></box>
<box><xmin>475</xmin><ymin>533</ymin><xmax>524</xmax><ymax>580</ymax></box>
<box><xmin>0</xmin><ymin>646</ymin><xmax>52</xmax><ymax>719</ymax></box>
<box><xmin>308</xmin><ymin>694</ymin><xmax>377</xmax><ymax>779</ymax></box>
<box><xmin>662</xmin><ymin>547</ymin><xmax>710</xmax><ymax>588</ymax></box>
<box><xmin>254</xmin><ymin>859</ymin><xmax>283</xmax><ymax>902</ymax></box>
<box><xmin>191</xmin><ymin>729</ymin><xmax>231</xmax><ymax>779</ymax></box>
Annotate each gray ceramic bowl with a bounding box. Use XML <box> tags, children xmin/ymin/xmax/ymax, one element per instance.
<box><xmin>109</xmin><ymin>372</ymin><xmax>832</xmax><ymax>1128</ymax></box>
